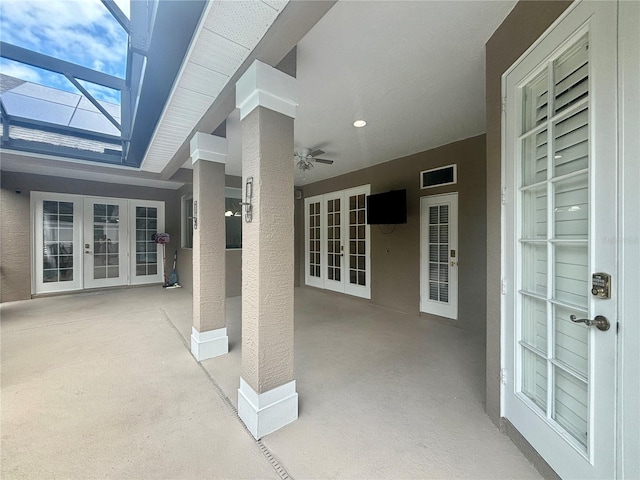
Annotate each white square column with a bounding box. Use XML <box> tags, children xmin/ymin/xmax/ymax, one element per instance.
<box><xmin>190</xmin><ymin>133</ymin><xmax>229</xmax><ymax>361</ymax></box>
<box><xmin>236</xmin><ymin>60</ymin><xmax>298</xmax><ymax>439</ymax></box>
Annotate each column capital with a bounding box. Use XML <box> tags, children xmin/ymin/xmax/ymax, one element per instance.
<box><xmin>190</xmin><ymin>132</ymin><xmax>227</xmax><ymax>165</ymax></box>
<box><xmin>236</xmin><ymin>60</ymin><xmax>298</xmax><ymax>121</ymax></box>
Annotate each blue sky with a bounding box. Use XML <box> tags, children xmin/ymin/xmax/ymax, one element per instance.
<box><xmin>0</xmin><ymin>0</ymin><xmax>129</xmax><ymax>104</ymax></box>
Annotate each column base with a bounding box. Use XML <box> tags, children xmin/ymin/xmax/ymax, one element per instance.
<box><xmin>238</xmin><ymin>378</ymin><xmax>298</xmax><ymax>440</ymax></box>
<box><xmin>190</xmin><ymin>327</ymin><xmax>228</xmax><ymax>361</ymax></box>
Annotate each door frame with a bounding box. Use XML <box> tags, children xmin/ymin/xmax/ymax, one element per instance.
<box><xmin>618</xmin><ymin>1</ymin><xmax>640</xmax><ymax>476</ymax></box>
<box><xmin>419</xmin><ymin>192</ymin><xmax>459</xmax><ymax>319</ymax></box>
<box><xmin>31</xmin><ymin>192</ymin><xmax>165</xmax><ymax>295</ymax></box>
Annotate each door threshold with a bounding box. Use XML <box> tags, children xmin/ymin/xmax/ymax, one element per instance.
<box><xmin>31</xmin><ymin>283</ymin><xmax>164</xmax><ymax>299</ymax></box>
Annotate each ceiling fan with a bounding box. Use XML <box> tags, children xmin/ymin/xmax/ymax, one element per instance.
<box><xmin>295</xmin><ymin>147</ymin><xmax>334</xmax><ymax>176</ymax></box>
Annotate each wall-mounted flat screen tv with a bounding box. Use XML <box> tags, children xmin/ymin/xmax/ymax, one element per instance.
<box><xmin>366</xmin><ymin>189</ymin><xmax>407</xmax><ymax>225</ymax></box>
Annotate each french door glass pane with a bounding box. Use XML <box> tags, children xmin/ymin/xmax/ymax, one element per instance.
<box><xmin>427</xmin><ymin>204</ymin><xmax>449</xmax><ymax>303</ymax></box>
<box><xmin>522</xmin><ymin>129</ymin><xmax>548</xmax><ymax>186</ymax></box>
<box><xmin>518</xmin><ymin>32</ymin><xmax>591</xmax><ymax>450</ymax></box>
<box><xmin>522</xmin><ymin>242</ymin><xmax>547</xmax><ymax>296</ymax></box>
<box><xmin>521</xmin><ymin>295</ymin><xmax>547</xmax><ymax>352</ymax></box>
<box><xmin>43</xmin><ymin>200</ymin><xmax>74</xmax><ymax>283</ymax></box>
<box><xmin>522</xmin><ymin>186</ymin><xmax>547</xmax><ymax>239</ymax></box>
<box><xmin>523</xmin><ymin>69</ymin><xmax>549</xmax><ymax>132</ymax></box>
<box><xmin>554</xmin><ymin>304</ymin><xmax>589</xmax><ymax>377</ymax></box>
<box><xmin>522</xmin><ymin>347</ymin><xmax>548</xmax><ymax>411</ymax></box>
<box><xmin>554</xmin><ymin>244</ymin><xmax>588</xmax><ymax>308</ymax></box>
<box><xmin>327</xmin><ymin>199</ymin><xmax>341</xmax><ymax>282</ymax></box>
<box><xmin>348</xmin><ymin>193</ymin><xmax>366</xmax><ymax>286</ymax></box>
<box><xmin>93</xmin><ymin>203</ymin><xmax>120</xmax><ymax>279</ymax></box>
<box><xmin>553</xmin><ymin>35</ymin><xmax>589</xmax><ymax>116</ymax></box>
<box><xmin>135</xmin><ymin>207</ymin><xmax>158</xmax><ymax>276</ymax></box>
<box><xmin>309</xmin><ymin>202</ymin><xmax>321</xmax><ymax>278</ymax></box>
<box><xmin>553</xmin><ymin>174</ymin><xmax>588</xmax><ymax>239</ymax></box>
<box><xmin>553</xmin><ymin>367</ymin><xmax>588</xmax><ymax>449</ymax></box>
<box><xmin>553</xmin><ymin>107</ymin><xmax>589</xmax><ymax>177</ymax></box>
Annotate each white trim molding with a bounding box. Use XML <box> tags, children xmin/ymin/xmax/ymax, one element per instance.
<box><xmin>190</xmin><ymin>327</ymin><xmax>229</xmax><ymax>361</ymax></box>
<box><xmin>190</xmin><ymin>133</ymin><xmax>228</xmax><ymax>165</ymax></box>
<box><xmin>236</xmin><ymin>60</ymin><xmax>298</xmax><ymax>121</ymax></box>
<box><xmin>237</xmin><ymin>377</ymin><xmax>298</xmax><ymax>440</ymax></box>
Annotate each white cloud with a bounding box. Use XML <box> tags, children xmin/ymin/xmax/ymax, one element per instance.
<box><xmin>0</xmin><ymin>0</ymin><xmax>128</xmax><ymax>79</ymax></box>
<box><xmin>0</xmin><ymin>60</ymin><xmax>42</xmax><ymax>83</ymax></box>
<box><xmin>77</xmin><ymin>79</ymin><xmax>121</xmax><ymax>105</ymax></box>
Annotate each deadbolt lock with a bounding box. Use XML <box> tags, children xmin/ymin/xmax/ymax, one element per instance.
<box><xmin>591</xmin><ymin>273</ymin><xmax>611</xmax><ymax>299</ymax></box>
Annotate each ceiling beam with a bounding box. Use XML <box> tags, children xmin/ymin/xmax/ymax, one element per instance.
<box><xmin>0</xmin><ymin>42</ymin><xmax>125</xmax><ymax>91</ymax></box>
<box><xmin>100</xmin><ymin>0</ymin><xmax>131</xmax><ymax>33</ymax></box>
<box><xmin>3</xmin><ymin>138</ymin><xmax>123</xmax><ymax>164</ymax></box>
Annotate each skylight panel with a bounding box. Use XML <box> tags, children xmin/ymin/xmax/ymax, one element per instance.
<box><xmin>0</xmin><ymin>59</ymin><xmax>77</xmax><ymax>94</ymax></box>
<box><xmin>0</xmin><ymin>0</ymin><xmax>128</xmax><ymax>79</ymax></box>
<box><xmin>76</xmin><ymin>79</ymin><xmax>121</xmax><ymax>107</ymax></box>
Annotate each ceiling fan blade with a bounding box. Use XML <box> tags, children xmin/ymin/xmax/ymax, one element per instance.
<box><xmin>308</xmin><ymin>149</ymin><xmax>325</xmax><ymax>158</ymax></box>
<box><xmin>314</xmin><ymin>158</ymin><xmax>334</xmax><ymax>165</ymax></box>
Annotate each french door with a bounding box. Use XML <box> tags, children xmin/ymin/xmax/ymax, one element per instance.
<box><xmin>34</xmin><ymin>193</ymin><xmax>83</xmax><ymax>293</ymax></box>
<box><xmin>304</xmin><ymin>185</ymin><xmax>370</xmax><ymax>299</ymax></box>
<box><xmin>503</xmin><ymin>2</ymin><xmax>618</xmax><ymax>478</ymax></box>
<box><xmin>32</xmin><ymin>192</ymin><xmax>164</xmax><ymax>294</ymax></box>
<box><xmin>83</xmin><ymin>197</ymin><xmax>129</xmax><ymax>289</ymax></box>
<box><xmin>130</xmin><ymin>201</ymin><xmax>165</xmax><ymax>286</ymax></box>
<box><xmin>323</xmin><ymin>191</ymin><xmax>344</xmax><ymax>293</ymax></box>
<box><xmin>420</xmin><ymin>193</ymin><xmax>458</xmax><ymax>319</ymax></box>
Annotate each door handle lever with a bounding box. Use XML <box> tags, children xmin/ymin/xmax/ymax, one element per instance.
<box><xmin>570</xmin><ymin>314</ymin><xmax>610</xmax><ymax>331</ymax></box>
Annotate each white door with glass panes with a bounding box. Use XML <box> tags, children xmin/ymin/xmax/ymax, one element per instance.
<box><xmin>503</xmin><ymin>2</ymin><xmax>617</xmax><ymax>478</ymax></box>
<box><xmin>420</xmin><ymin>193</ymin><xmax>458</xmax><ymax>319</ymax></box>
<box><xmin>304</xmin><ymin>185</ymin><xmax>370</xmax><ymax>299</ymax></box>
<box><xmin>33</xmin><ymin>192</ymin><xmax>83</xmax><ymax>293</ymax></box>
<box><xmin>83</xmin><ymin>197</ymin><xmax>129</xmax><ymax>289</ymax></box>
<box><xmin>130</xmin><ymin>201</ymin><xmax>165</xmax><ymax>285</ymax></box>
<box><xmin>323</xmin><ymin>191</ymin><xmax>344</xmax><ymax>293</ymax></box>
<box><xmin>305</xmin><ymin>196</ymin><xmax>324</xmax><ymax>289</ymax></box>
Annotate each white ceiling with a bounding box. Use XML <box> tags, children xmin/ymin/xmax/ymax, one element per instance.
<box><xmin>183</xmin><ymin>0</ymin><xmax>517</xmax><ymax>186</ymax></box>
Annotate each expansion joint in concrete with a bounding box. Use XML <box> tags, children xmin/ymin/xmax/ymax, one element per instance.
<box><xmin>160</xmin><ymin>309</ymin><xmax>292</xmax><ymax>480</ymax></box>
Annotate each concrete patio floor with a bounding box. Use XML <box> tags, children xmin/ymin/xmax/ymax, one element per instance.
<box><xmin>1</xmin><ymin>286</ymin><xmax>541</xmax><ymax>479</ymax></box>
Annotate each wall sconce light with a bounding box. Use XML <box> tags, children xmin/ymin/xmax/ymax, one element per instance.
<box><xmin>240</xmin><ymin>177</ymin><xmax>253</xmax><ymax>223</ymax></box>
<box><xmin>193</xmin><ymin>200</ymin><xmax>198</xmax><ymax>230</ymax></box>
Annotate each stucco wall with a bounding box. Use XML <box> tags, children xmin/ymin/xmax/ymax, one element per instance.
<box><xmin>176</xmin><ymin>175</ymin><xmax>243</xmax><ymax>298</ymax></box>
<box><xmin>1</xmin><ymin>183</ymin><xmax>31</xmax><ymax>302</ymax></box>
<box><xmin>0</xmin><ymin>171</ymin><xmax>182</xmax><ymax>303</ymax></box>
<box><xmin>484</xmin><ymin>0</ymin><xmax>572</xmax><ymax>427</ymax></box>
<box><xmin>298</xmin><ymin>134</ymin><xmax>487</xmax><ymax>334</ymax></box>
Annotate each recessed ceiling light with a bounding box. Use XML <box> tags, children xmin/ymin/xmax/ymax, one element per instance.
<box><xmin>353</xmin><ymin>120</ymin><xmax>367</xmax><ymax>128</ymax></box>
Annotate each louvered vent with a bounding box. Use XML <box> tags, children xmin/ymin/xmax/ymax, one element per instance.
<box><xmin>420</xmin><ymin>164</ymin><xmax>457</xmax><ymax>189</ymax></box>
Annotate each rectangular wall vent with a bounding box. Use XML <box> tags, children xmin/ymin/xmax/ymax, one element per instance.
<box><xmin>420</xmin><ymin>164</ymin><xmax>457</xmax><ymax>189</ymax></box>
